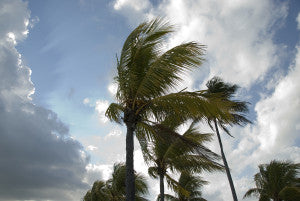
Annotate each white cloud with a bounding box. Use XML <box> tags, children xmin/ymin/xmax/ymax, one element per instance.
<box><xmin>85</xmin><ymin>163</ymin><xmax>113</xmax><ymax>184</ymax></box>
<box><xmin>254</xmin><ymin>45</ymin><xmax>300</xmax><ymax>151</ymax></box>
<box><xmin>83</xmin><ymin>97</ymin><xmax>90</xmax><ymax>105</ymax></box>
<box><xmin>95</xmin><ymin>99</ymin><xmax>109</xmax><ymax>123</ymax></box>
<box><xmin>112</xmin><ymin>0</ymin><xmax>153</xmax><ymax>25</ymax></box>
<box><xmin>114</xmin><ymin>0</ymin><xmax>151</xmax><ymax>11</ymax></box>
<box><xmin>114</xmin><ymin>0</ymin><xmax>287</xmax><ymax>89</ymax></box>
<box><xmin>108</xmin><ymin>82</ymin><xmax>118</xmax><ymax>96</ymax></box>
<box><xmin>87</xmin><ymin>145</ymin><xmax>98</xmax><ymax>151</ymax></box>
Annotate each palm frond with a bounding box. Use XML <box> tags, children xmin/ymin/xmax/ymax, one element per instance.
<box><xmin>133</xmin><ymin>42</ymin><xmax>205</xmax><ymax>101</ymax></box>
<box><xmin>165</xmin><ymin>173</ymin><xmax>190</xmax><ymax>197</ymax></box>
<box><xmin>105</xmin><ymin>103</ymin><xmax>124</xmax><ymax>124</ymax></box>
<box><xmin>243</xmin><ymin>188</ymin><xmax>261</xmax><ymax>198</ymax></box>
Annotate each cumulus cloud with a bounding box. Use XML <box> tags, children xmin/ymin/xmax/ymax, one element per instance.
<box><xmin>83</xmin><ymin>97</ymin><xmax>90</xmax><ymax>105</ymax></box>
<box><xmin>115</xmin><ymin>0</ymin><xmax>288</xmax><ymax>89</ymax></box>
<box><xmin>0</xmin><ymin>0</ymin><xmax>89</xmax><ymax>200</ymax></box>
<box><xmin>108</xmin><ymin>82</ymin><xmax>118</xmax><ymax>96</ymax></box>
<box><xmin>95</xmin><ymin>99</ymin><xmax>109</xmax><ymax>123</ymax></box>
<box><xmin>112</xmin><ymin>0</ymin><xmax>153</xmax><ymax>25</ymax></box>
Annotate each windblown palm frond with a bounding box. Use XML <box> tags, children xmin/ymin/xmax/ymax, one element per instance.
<box><xmin>158</xmin><ymin>172</ymin><xmax>208</xmax><ymax>201</ymax></box>
<box><xmin>136</xmin><ymin>119</ymin><xmax>222</xmax><ymax>201</ymax></box>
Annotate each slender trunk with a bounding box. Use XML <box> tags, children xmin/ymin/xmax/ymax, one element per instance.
<box><xmin>159</xmin><ymin>172</ymin><xmax>165</xmax><ymax>201</ymax></box>
<box><xmin>126</xmin><ymin>122</ymin><xmax>135</xmax><ymax>201</ymax></box>
<box><xmin>214</xmin><ymin>119</ymin><xmax>238</xmax><ymax>201</ymax></box>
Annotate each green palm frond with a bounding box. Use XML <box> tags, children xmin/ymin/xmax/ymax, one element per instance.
<box><xmin>162</xmin><ymin>193</ymin><xmax>178</xmax><ymax>201</ymax></box>
<box><xmin>148</xmin><ymin>166</ymin><xmax>159</xmax><ymax>179</ymax></box>
<box><xmin>205</xmin><ymin>76</ymin><xmax>251</xmax><ymax>135</ymax></box>
<box><xmin>165</xmin><ymin>173</ymin><xmax>190</xmax><ymax>197</ymax></box>
<box><xmin>243</xmin><ymin>188</ymin><xmax>261</xmax><ymax>198</ymax></box>
<box><xmin>105</xmin><ymin>103</ymin><xmax>124</xmax><ymax>124</ymax></box>
<box><xmin>116</xmin><ymin>18</ymin><xmax>174</xmax><ymax>102</ymax></box>
<box><xmin>148</xmin><ymin>90</ymin><xmax>234</xmax><ymax>123</ymax></box>
<box><xmin>170</xmin><ymin>154</ymin><xmax>223</xmax><ymax>173</ymax></box>
<box><xmin>133</xmin><ymin>42</ymin><xmax>205</xmax><ymax>101</ymax></box>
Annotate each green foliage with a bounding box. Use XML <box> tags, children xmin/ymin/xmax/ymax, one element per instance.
<box><xmin>205</xmin><ymin>76</ymin><xmax>251</xmax><ymax>135</ymax></box>
<box><xmin>106</xmin><ymin>18</ymin><xmax>236</xmax><ymax>130</ymax></box>
<box><xmin>105</xmin><ymin>17</ymin><xmax>240</xmax><ymax>200</ymax></box>
<box><xmin>137</xmin><ymin>119</ymin><xmax>222</xmax><ymax>199</ymax></box>
<box><xmin>243</xmin><ymin>160</ymin><xmax>300</xmax><ymax>201</ymax></box>
<box><xmin>279</xmin><ymin>186</ymin><xmax>300</xmax><ymax>201</ymax></box>
<box><xmin>160</xmin><ymin>172</ymin><xmax>208</xmax><ymax>201</ymax></box>
<box><xmin>83</xmin><ymin>163</ymin><xmax>149</xmax><ymax>201</ymax></box>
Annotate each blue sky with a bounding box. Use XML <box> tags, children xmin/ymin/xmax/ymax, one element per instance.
<box><xmin>0</xmin><ymin>0</ymin><xmax>300</xmax><ymax>200</ymax></box>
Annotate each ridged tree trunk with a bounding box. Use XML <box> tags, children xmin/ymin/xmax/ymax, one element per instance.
<box><xmin>125</xmin><ymin>120</ymin><xmax>135</xmax><ymax>201</ymax></box>
<box><xmin>159</xmin><ymin>171</ymin><xmax>165</xmax><ymax>201</ymax></box>
<box><xmin>214</xmin><ymin>119</ymin><xmax>238</xmax><ymax>201</ymax></box>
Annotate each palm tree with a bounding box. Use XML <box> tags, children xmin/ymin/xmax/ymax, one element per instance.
<box><xmin>138</xmin><ymin>120</ymin><xmax>222</xmax><ymax>201</ymax></box>
<box><xmin>106</xmin><ymin>19</ymin><xmax>233</xmax><ymax>200</ymax></box>
<box><xmin>243</xmin><ymin>160</ymin><xmax>300</xmax><ymax>201</ymax></box>
<box><xmin>205</xmin><ymin>77</ymin><xmax>251</xmax><ymax>201</ymax></box>
<box><xmin>163</xmin><ymin>171</ymin><xmax>208</xmax><ymax>201</ymax></box>
<box><xmin>83</xmin><ymin>163</ymin><xmax>149</xmax><ymax>201</ymax></box>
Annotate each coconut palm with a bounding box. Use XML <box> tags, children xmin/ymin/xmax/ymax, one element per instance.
<box><xmin>106</xmin><ymin>19</ymin><xmax>233</xmax><ymax>200</ymax></box>
<box><xmin>139</xmin><ymin>120</ymin><xmax>222</xmax><ymax>201</ymax></box>
<box><xmin>83</xmin><ymin>163</ymin><xmax>149</xmax><ymax>201</ymax></box>
<box><xmin>243</xmin><ymin>160</ymin><xmax>300</xmax><ymax>201</ymax></box>
<box><xmin>205</xmin><ymin>77</ymin><xmax>251</xmax><ymax>201</ymax></box>
<box><xmin>162</xmin><ymin>171</ymin><xmax>208</xmax><ymax>201</ymax></box>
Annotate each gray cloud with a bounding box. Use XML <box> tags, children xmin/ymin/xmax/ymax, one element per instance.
<box><xmin>0</xmin><ymin>0</ymin><xmax>89</xmax><ymax>200</ymax></box>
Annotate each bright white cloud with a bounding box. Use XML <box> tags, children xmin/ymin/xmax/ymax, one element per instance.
<box><xmin>83</xmin><ymin>97</ymin><xmax>90</xmax><ymax>105</ymax></box>
<box><xmin>87</xmin><ymin>145</ymin><xmax>98</xmax><ymax>151</ymax></box>
<box><xmin>114</xmin><ymin>0</ymin><xmax>151</xmax><ymax>11</ymax></box>
<box><xmin>95</xmin><ymin>99</ymin><xmax>109</xmax><ymax>123</ymax></box>
<box><xmin>254</xmin><ymin>46</ymin><xmax>300</xmax><ymax>151</ymax></box>
<box><xmin>108</xmin><ymin>82</ymin><xmax>118</xmax><ymax>96</ymax></box>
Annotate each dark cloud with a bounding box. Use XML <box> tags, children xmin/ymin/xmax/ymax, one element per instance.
<box><xmin>0</xmin><ymin>0</ymin><xmax>89</xmax><ymax>200</ymax></box>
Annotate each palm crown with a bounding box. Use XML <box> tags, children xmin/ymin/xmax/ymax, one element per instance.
<box><xmin>106</xmin><ymin>18</ymin><xmax>235</xmax><ymax>200</ymax></box>
<box><xmin>83</xmin><ymin>163</ymin><xmax>149</xmax><ymax>201</ymax></box>
<box><xmin>244</xmin><ymin>160</ymin><xmax>300</xmax><ymax>201</ymax></box>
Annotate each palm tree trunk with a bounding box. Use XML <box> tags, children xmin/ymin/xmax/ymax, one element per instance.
<box><xmin>126</xmin><ymin>121</ymin><xmax>135</xmax><ymax>201</ymax></box>
<box><xmin>159</xmin><ymin>172</ymin><xmax>165</xmax><ymax>201</ymax></box>
<box><xmin>214</xmin><ymin>119</ymin><xmax>238</xmax><ymax>201</ymax></box>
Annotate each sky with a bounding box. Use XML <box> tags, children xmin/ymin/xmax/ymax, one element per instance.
<box><xmin>0</xmin><ymin>0</ymin><xmax>299</xmax><ymax>200</ymax></box>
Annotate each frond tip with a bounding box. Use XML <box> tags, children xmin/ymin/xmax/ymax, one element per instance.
<box><xmin>105</xmin><ymin>103</ymin><xmax>124</xmax><ymax>124</ymax></box>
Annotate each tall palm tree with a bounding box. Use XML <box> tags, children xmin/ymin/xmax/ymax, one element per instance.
<box><xmin>163</xmin><ymin>171</ymin><xmax>208</xmax><ymax>201</ymax></box>
<box><xmin>138</xmin><ymin>120</ymin><xmax>222</xmax><ymax>201</ymax></box>
<box><xmin>243</xmin><ymin>160</ymin><xmax>300</xmax><ymax>201</ymax></box>
<box><xmin>205</xmin><ymin>77</ymin><xmax>251</xmax><ymax>201</ymax></box>
<box><xmin>106</xmin><ymin>19</ymin><xmax>233</xmax><ymax>200</ymax></box>
<box><xmin>83</xmin><ymin>163</ymin><xmax>149</xmax><ymax>201</ymax></box>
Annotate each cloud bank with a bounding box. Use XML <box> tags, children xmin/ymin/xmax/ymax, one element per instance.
<box><xmin>0</xmin><ymin>0</ymin><xmax>89</xmax><ymax>200</ymax></box>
